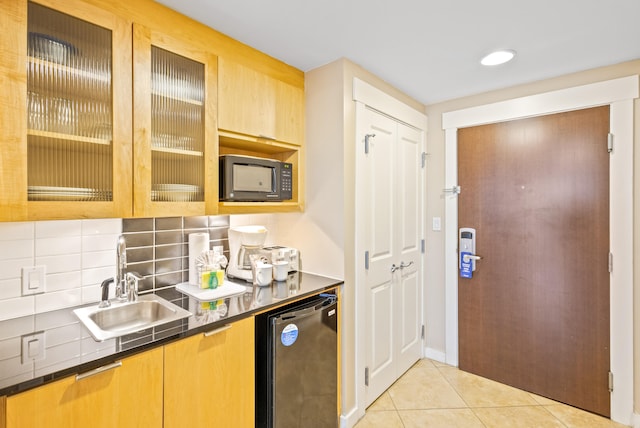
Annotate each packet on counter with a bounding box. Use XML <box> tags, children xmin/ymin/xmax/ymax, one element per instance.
<box><xmin>201</xmin><ymin>270</ymin><xmax>224</xmax><ymax>289</ymax></box>
<box><xmin>200</xmin><ymin>270</ymin><xmax>225</xmax><ymax>311</ymax></box>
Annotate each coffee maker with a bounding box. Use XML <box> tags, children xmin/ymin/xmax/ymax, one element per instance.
<box><xmin>227</xmin><ymin>225</ymin><xmax>268</xmax><ymax>281</ymax></box>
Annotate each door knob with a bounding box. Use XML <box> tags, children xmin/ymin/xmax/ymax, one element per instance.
<box><xmin>399</xmin><ymin>261</ymin><xmax>414</xmax><ymax>269</ymax></box>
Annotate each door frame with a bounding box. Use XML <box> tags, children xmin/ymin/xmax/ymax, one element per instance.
<box><xmin>442</xmin><ymin>76</ymin><xmax>638</xmax><ymax>425</ymax></box>
<box><xmin>353</xmin><ymin>78</ymin><xmax>427</xmax><ymax>421</ymax></box>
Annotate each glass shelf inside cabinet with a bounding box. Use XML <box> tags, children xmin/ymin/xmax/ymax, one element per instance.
<box><xmin>27</xmin><ymin>2</ymin><xmax>114</xmax><ymax>201</ymax></box>
<box><xmin>150</xmin><ymin>47</ymin><xmax>205</xmax><ymax>202</ymax></box>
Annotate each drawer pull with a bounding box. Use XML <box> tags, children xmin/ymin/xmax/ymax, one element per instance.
<box><xmin>75</xmin><ymin>361</ymin><xmax>122</xmax><ymax>381</ymax></box>
<box><xmin>203</xmin><ymin>324</ymin><xmax>232</xmax><ymax>337</ymax></box>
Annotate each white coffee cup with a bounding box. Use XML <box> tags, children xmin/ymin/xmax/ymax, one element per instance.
<box><xmin>255</xmin><ymin>262</ymin><xmax>273</xmax><ymax>286</ymax></box>
<box><xmin>273</xmin><ymin>260</ymin><xmax>289</xmax><ymax>282</ymax></box>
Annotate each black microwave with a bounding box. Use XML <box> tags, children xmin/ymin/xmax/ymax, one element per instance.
<box><xmin>219</xmin><ymin>155</ymin><xmax>293</xmax><ymax>202</ymax></box>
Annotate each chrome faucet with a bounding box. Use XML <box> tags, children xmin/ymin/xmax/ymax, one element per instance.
<box><xmin>125</xmin><ymin>271</ymin><xmax>143</xmax><ymax>302</ymax></box>
<box><xmin>98</xmin><ymin>236</ymin><xmax>142</xmax><ymax>306</ymax></box>
<box><xmin>115</xmin><ymin>235</ymin><xmax>127</xmax><ymax>300</ymax></box>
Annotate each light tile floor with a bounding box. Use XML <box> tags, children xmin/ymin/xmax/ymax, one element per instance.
<box><xmin>354</xmin><ymin>359</ymin><xmax>629</xmax><ymax>428</ymax></box>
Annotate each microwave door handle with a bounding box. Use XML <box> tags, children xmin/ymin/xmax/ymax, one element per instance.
<box><xmin>272</xmin><ymin>167</ymin><xmax>277</xmax><ymax>192</ymax></box>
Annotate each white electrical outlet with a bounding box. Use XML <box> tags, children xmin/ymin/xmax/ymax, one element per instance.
<box><xmin>21</xmin><ymin>265</ymin><xmax>46</xmax><ymax>296</ymax></box>
<box><xmin>21</xmin><ymin>331</ymin><xmax>46</xmax><ymax>364</ymax></box>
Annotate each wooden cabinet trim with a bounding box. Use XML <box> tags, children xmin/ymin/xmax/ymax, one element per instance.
<box><xmin>20</xmin><ymin>0</ymin><xmax>134</xmax><ymax>220</ymax></box>
<box><xmin>0</xmin><ymin>395</ymin><xmax>6</xmax><ymax>428</ymax></box>
<box><xmin>132</xmin><ymin>23</ymin><xmax>219</xmax><ymax>217</ymax></box>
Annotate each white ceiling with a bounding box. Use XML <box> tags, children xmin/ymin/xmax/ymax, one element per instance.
<box><xmin>156</xmin><ymin>0</ymin><xmax>640</xmax><ymax>105</ymax></box>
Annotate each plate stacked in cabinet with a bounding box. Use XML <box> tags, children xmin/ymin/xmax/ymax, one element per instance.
<box><xmin>149</xmin><ymin>47</ymin><xmax>204</xmax><ymax>203</ymax></box>
<box><xmin>26</xmin><ymin>2</ymin><xmax>113</xmax><ymax>202</ymax></box>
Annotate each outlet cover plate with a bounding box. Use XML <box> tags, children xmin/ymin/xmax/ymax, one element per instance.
<box><xmin>22</xmin><ymin>265</ymin><xmax>46</xmax><ymax>296</ymax></box>
<box><xmin>21</xmin><ymin>331</ymin><xmax>46</xmax><ymax>364</ymax></box>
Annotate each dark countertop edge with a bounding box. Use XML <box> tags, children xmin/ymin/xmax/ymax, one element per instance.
<box><xmin>0</xmin><ymin>277</ymin><xmax>343</xmax><ymax>397</ymax></box>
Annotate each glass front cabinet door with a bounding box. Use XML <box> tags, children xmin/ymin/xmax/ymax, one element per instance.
<box><xmin>132</xmin><ymin>24</ymin><xmax>218</xmax><ymax>217</ymax></box>
<box><xmin>21</xmin><ymin>0</ymin><xmax>133</xmax><ymax>220</ymax></box>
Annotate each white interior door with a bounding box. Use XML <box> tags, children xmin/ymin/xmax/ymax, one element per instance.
<box><xmin>395</xmin><ymin>124</ymin><xmax>422</xmax><ymax>373</ymax></box>
<box><xmin>362</xmin><ymin>107</ymin><xmax>422</xmax><ymax>406</ymax></box>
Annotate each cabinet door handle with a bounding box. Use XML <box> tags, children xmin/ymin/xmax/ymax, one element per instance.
<box><xmin>75</xmin><ymin>361</ymin><xmax>122</xmax><ymax>381</ymax></box>
<box><xmin>203</xmin><ymin>324</ymin><xmax>232</xmax><ymax>337</ymax></box>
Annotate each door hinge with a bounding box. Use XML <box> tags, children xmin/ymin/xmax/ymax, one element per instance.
<box><xmin>608</xmin><ymin>371</ymin><xmax>614</xmax><ymax>392</ymax></box>
<box><xmin>607</xmin><ymin>133</ymin><xmax>614</xmax><ymax>154</ymax></box>
<box><xmin>608</xmin><ymin>252</ymin><xmax>613</xmax><ymax>273</ymax></box>
<box><xmin>421</xmin><ymin>324</ymin><xmax>425</xmax><ymax>339</ymax></box>
<box><xmin>364</xmin><ymin>133</ymin><xmax>375</xmax><ymax>154</ymax></box>
<box><xmin>365</xmin><ymin>367</ymin><xmax>369</xmax><ymax>386</ymax></box>
<box><xmin>365</xmin><ymin>251</ymin><xmax>370</xmax><ymax>270</ymax></box>
<box><xmin>421</xmin><ymin>239</ymin><xmax>425</xmax><ymax>254</ymax></box>
<box><xmin>421</xmin><ymin>152</ymin><xmax>427</xmax><ymax>168</ymax></box>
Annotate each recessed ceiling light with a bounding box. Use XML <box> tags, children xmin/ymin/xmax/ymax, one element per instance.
<box><xmin>481</xmin><ymin>50</ymin><xmax>516</xmax><ymax>66</ymax></box>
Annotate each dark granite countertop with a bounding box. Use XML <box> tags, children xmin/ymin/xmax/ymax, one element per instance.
<box><xmin>0</xmin><ymin>271</ymin><xmax>342</xmax><ymax>396</ymax></box>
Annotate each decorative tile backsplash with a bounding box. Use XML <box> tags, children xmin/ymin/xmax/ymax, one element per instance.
<box><xmin>0</xmin><ymin>216</ymin><xmax>229</xmax><ymax>322</ymax></box>
<box><xmin>121</xmin><ymin>216</ymin><xmax>229</xmax><ymax>293</ymax></box>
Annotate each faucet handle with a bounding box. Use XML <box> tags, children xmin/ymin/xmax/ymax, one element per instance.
<box><xmin>125</xmin><ymin>272</ymin><xmax>143</xmax><ymax>301</ymax></box>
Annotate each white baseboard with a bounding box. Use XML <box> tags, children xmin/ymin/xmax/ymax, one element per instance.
<box><xmin>631</xmin><ymin>412</ymin><xmax>640</xmax><ymax>428</ymax></box>
<box><xmin>340</xmin><ymin>406</ymin><xmax>361</xmax><ymax>428</ymax></box>
<box><xmin>424</xmin><ymin>347</ymin><xmax>446</xmax><ymax>364</ymax></box>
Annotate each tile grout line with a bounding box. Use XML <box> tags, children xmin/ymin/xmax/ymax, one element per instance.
<box><xmin>434</xmin><ymin>360</ymin><xmax>475</xmax><ymax>410</ymax></box>
<box><xmin>359</xmin><ymin>359</ymin><xmax>624</xmax><ymax>428</ymax></box>
<box><xmin>431</xmin><ymin>359</ymin><xmax>588</xmax><ymax>428</ymax></box>
<box><xmin>538</xmin><ymin>404</ymin><xmax>571</xmax><ymax>428</ymax></box>
<box><xmin>433</xmin><ymin>362</ymin><xmax>491</xmax><ymax>428</ymax></box>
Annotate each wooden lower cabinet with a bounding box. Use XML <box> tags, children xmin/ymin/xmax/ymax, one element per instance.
<box><xmin>164</xmin><ymin>316</ymin><xmax>255</xmax><ymax>428</ymax></box>
<box><xmin>2</xmin><ymin>317</ymin><xmax>255</xmax><ymax>428</ymax></box>
<box><xmin>5</xmin><ymin>347</ymin><xmax>163</xmax><ymax>428</ymax></box>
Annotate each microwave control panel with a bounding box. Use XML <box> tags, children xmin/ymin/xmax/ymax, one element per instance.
<box><xmin>280</xmin><ymin>163</ymin><xmax>293</xmax><ymax>200</ymax></box>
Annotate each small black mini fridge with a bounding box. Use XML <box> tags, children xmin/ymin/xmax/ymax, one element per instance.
<box><xmin>255</xmin><ymin>294</ymin><xmax>338</xmax><ymax>428</ymax></box>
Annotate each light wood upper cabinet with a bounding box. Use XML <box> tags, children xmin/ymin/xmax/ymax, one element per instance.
<box><xmin>164</xmin><ymin>317</ymin><xmax>255</xmax><ymax>428</ymax></box>
<box><xmin>132</xmin><ymin>24</ymin><xmax>218</xmax><ymax>217</ymax></box>
<box><xmin>5</xmin><ymin>347</ymin><xmax>163</xmax><ymax>428</ymax></box>
<box><xmin>0</xmin><ymin>0</ymin><xmax>133</xmax><ymax>221</ymax></box>
<box><xmin>217</xmin><ymin>57</ymin><xmax>305</xmax><ymax>214</ymax></box>
<box><xmin>0</xmin><ymin>0</ymin><xmax>304</xmax><ymax>220</ymax></box>
<box><xmin>218</xmin><ymin>59</ymin><xmax>274</xmax><ymax>140</ymax></box>
<box><xmin>275</xmin><ymin>78</ymin><xmax>305</xmax><ymax>146</ymax></box>
<box><xmin>218</xmin><ymin>58</ymin><xmax>304</xmax><ymax>146</ymax></box>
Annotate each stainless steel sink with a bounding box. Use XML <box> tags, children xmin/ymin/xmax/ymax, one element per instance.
<box><xmin>74</xmin><ymin>294</ymin><xmax>192</xmax><ymax>341</ymax></box>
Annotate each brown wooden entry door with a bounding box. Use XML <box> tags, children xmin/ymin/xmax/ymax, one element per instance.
<box><xmin>457</xmin><ymin>106</ymin><xmax>611</xmax><ymax>417</ymax></box>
